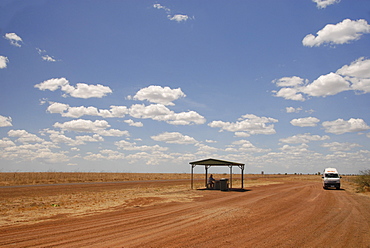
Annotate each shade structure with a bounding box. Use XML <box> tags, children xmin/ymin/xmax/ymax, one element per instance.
<box><xmin>189</xmin><ymin>158</ymin><xmax>245</xmax><ymax>189</ymax></box>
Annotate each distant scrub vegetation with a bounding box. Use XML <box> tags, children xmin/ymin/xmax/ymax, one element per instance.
<box><xmin>354</xmin><ymin>170</ymin><xmax>370</xmax><ymax>193</ymax></box>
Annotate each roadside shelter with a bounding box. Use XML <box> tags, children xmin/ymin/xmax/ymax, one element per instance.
<box><xmin>189</xmin><ymin>158</ymin><xmax>245</xmax><ymax>189</ymax></box>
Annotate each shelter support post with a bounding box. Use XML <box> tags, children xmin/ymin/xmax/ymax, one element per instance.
<box><xmin>191</xmin><ymin>164</ymin><xmax>196</xmax><ymax>189</ymax></box>
<box><xmin>238</xmin><ymin>165</ymin><xmax>245</xmax><ymax>189</ymax></box>
<box><xmin>229</xmin><ymin>165</ymin><xmax>233</xmax><ymax>189</ymax></box>
<box><xmin>205</xmin><ymin>165</ymin><xmax>210</xmax><ymax>188</ymax></box>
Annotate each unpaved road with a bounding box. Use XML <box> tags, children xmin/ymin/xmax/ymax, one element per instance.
<box><xmin>1</xmin><ymin>180</ymin><xmax>369</xmax><ymax>247</ymax></box>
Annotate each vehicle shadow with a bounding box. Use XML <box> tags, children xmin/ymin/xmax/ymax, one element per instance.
<box><xmin>323</xmin><ymin>188</ymin><xmax>345</xmax><ymax>191</ymax></box>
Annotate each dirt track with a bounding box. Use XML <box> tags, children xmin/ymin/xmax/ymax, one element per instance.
<box><xmin>1</xmin><ymin>179</ymin><xmax>370</xmax><ymax>247</ymax></box>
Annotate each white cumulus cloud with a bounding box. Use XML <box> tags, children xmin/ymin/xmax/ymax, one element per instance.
<box><xmin>115</xmin><ymin>140</ymin><xmax>168</xmax><ymax>151</ymax></box>
<box><xmin>153</xmin><ymin>3</ymin><xmax>191</xmax><ymax>22</ymax></box>
<box><xmin>274</xmin><ymin>76</ymin><xmax>306</xmax><ymax>87</ymax></box>
<box><xmin>280</xmin><ymin>133</ymin><xmax>330</xmax><ymax>144</ymax></box>
<box><xmin>46</xmin><ymin>102</ymin><xmax>128</xmax><ymax>118</ymax></box>
<box><xmin>0</xmin><ymin>138</ymin><xmax>15</xmax><ymax>147</ymax></box>
<box><xmin>322</xmin><ymin>118</ymin><xmax>370</xmax><ymax>134</ymax></box>
<box><xmin>286</xmin><ymin>107</ymin><xmax>302</xmax><ymax>113</ymax></box>
<box><xmin>168</xmin><ymin>14</ymin><xmax>189</xmax><ymax>22</ymax></box>
<box><xmin>8</xmin><ymin>130</ymin><xmax>45</xmax><ymax>144</ymax></box>
<box><xmin>337</xmin><ymin>57</ymin><xmax>370</xmax><ymax>93</ymax></box>
<box><xmin>321</xmin><ymin>142</ymin><xmax>361</xmax><ymax>151</ymax></box>
<box><xmin>53</xmin><ymin>119</ymin><xmax>129</xmax><ymax>137</ymax></box>
<box><xmin>4</xmin><ymin>33</ymin><xmax>23</xmax><ymax>47</ymax></box>
<box><xmin>303</xmin><ymin>19</ymin><xmax>370</xmax><ymax>47</ymax></box>
<box><xmin>312</xmin><ymin>0</ymin><xmax>340</xmax><ymax>9</ymax></box>
<box><xmin>290</xmin><ymin>117</ymin><xmax>320</xmax><ymax>127</ymax></box>
<box><xmin>129</xmin><ymin>104</ymin><xmax>205</xmax><ymax>125</ymax></box>
<box><xmin>153</xmin><ymin>3</ymin><xmax>171</xmax><ymax>12</ymax></box>
<box><xmin>151</xmin><ymin>132</ymin><xmax>197</xmax><ymax>144</ymax></box>
<box><xmin>37</xmin><ymin>48</ymin><xmax>58</xmax><ymax>62</ymax></box>
<box><xmin>35</xmin><ymin>78</ymin><xmax>112</xmax><ymax>99</ymax></box>
<box><xmin>208</xmin><ymin>114</ymin><xmax>278</xmax><ymax>136</ymax></box>
<box><xmin>0</xmin><ymin>56</ymin><xmax>9</xmax><ymax>69</ymax></box>
<box><xmin>0</xmin><ymin>115</ymin><xmax>12</xmax><ymax>127</ymax></box>
<box><xmin>273</xmin><ymin>57</ymin><xmax>370</xmax><ymax>100</ymax></box>
<box><xmin>302</xmin><ymin>72</ymin><xmax>350</xmax><ymax>97</ymax></box>
<box><xmin>124</xmin><ymin>119</ymin><xmax>143</xmax><ymax>127</ymax></box>
<box><xmin>132</xmin><ymin>85</ymin><xmax>186</xmax><ymax>106</ymax></box>
<box><xmin>53</xmin><ymin>119</ymin><xmax>110</xmax><ymax>133</ymax></box>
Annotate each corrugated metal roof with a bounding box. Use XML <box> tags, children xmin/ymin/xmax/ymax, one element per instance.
<box><xmin>189</xmin><ymin>158</ymin><xmax>244</xmax><ymax>166</ymax></box>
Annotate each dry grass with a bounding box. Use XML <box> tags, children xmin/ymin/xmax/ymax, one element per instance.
<box><xmin>0</xmin><ymin>172</ymin><xmax>205</xmax><ymax>186</ymax></box>
<box><xmin>0</xmin><ymin>172</ymin><xmax>323</xmax><ymax>186</ymax></box>
<box><xmin>0</xmin><ymin>183</ymin><xmax>202</xmax><ymax>227</ymax></box>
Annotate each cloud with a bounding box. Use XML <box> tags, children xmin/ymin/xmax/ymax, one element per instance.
<box><xmin>4</xmin><ymin>33</ymin><xmax>23</xmax><ymax>47</ymax></box>
<box><xmin>290</xmin><ymin>117</ymin><xmax>320</xmax><ymax>127</ymax></box>
<box><xmin>35</xmin><ymin>78</ymin><xmax>69</xmax><ymax>91</ymax></box>
<box><xmin>274</xmin><ymin>76</ymin><xmax>306</xmax><ymax>87</ymax></box>
<box><xmin>0</xmin><ymin>115</ymin><xmax>12</xmax><ymax>127</ymax></box>
<box><xmin>153</xmin><ymin>3</ymin><xmax>171</xmax><ymax>13</ymax></box>
<box><xmin>0</xmin><ymin>56</ymin><xmax>9</xmax><ymax>69</ymax></box>
<box><xmin>37</xmin><ymin>48</ymin><xmax>57</xmax><ymax>62</ymax></box>
<box><xmin>129</xmin><ymin>104</ymin><xmax>205</xmax><ymax>125</ymax></box>
<box><xmin>47</xmin><ymin>102</ymin><xmax>128</xmax><ymax>118</ymax></box>
<box><xmin>46</xmin><ymin>130</ymin><xmax>103</xmax><ymax>146</ymax></box>
<box><xmin>132</xmin><ymin>85</ymin><xmax>186</xmax><ymax>106</ymax></box>
<box><xmin>42</xmin><ymin>55</ymin><xmax>56</xmax><ymax>62</ymax></box>
<box><xmin>322</xmin><ymin>118</ymin><xmax>370</xmax><ymax>134</ymax></box>
<box><xmin>3</xmin><ymin>144</ymin><xmax>68</xmax><ymax>163</ymax></box>
<box><xmin>279</xmin><ymin>143</ymin><xmax>310</xmax><ymax>153</ymax></box>
<box><xmin>312</xmin><ymin>0</ymin><xmax>340</xmax><ymax>9</ymax></box>
<box><xmin>226</xmin><ymin>140</ymin><xmax>271</xmax><ymax>153</ymax></box>
<box><xmin>195</xmin><ymin>143</ymin><xmax>219</xmax><ymax>154</ymax></box>
<box><xmin>321</xmin><ymin>142</ymin><xmax>361</xmax><ymax>151</ymax></box>
<box><xmin>34</xmin><ymin>78</ymin><xmax>112</xmax><ymax>99</ymax></box>
<box><xmin>8</xmin><ymin>130</ymin><xmax>45</xmax><ymax>143</ymax></box>
<box><xmin>273</xmin><ymin>57</ymin><xmax>370</xmax><ymax>100</ymax></box>
<box><xmin>124</xmin><ymin>119</ymin><xmax>143</xmax><ymax>127</ymax></box>
<box><xmin>337</xmin><ymin>57</ymin><xmax>370</xmax><ymax>78</ymax></box>
<box><xmin>168</xmin><ymin>14</ymin><xmax>189</xmax><ymax>22</ymax></box>
<box><xmin>84</xmin><ymin>150</ymin><xmax>125</xmax><ymax>161</ymax></box>
<box><xmin>302</xmin><ymin>73</ymin><xmax>350</xmax><ymax>96</ymax></box>
<box><xmin>303</xmin><ymin>19</ymin><xmax>370</xmax><ymax>47</ymax></box>
<box><xmin>153</xmin><ymin>3</ymin><xmax>190</xmax><ymax>22</ymax></box>
<box><xmin>53</xmin><ymin>119</ymin><xmax>129</xmax><ymax>137</ymax></box>
<box><xmin>54</xmin><ymin>119</ymin><xmax>110</xmax><ymax>132</ymax></box>
<box><xmin>151</xmin><ymin>132</ymin><xmax>197</xmax><ymax>144</ymax></box>
<box><xmin>45</xmin><ymin>92</ymin><xmax>205</xmax><ymax>126</ymax></box>
<box><xmin>115</xmin><ymin>140</ymin><xmax>168</xmax><ymax>151</ymax></box>
<box><xmin>274</xmin><ymin>87</ymin><xmax>305</xmax><ymax>101</ymax></box>
<box><xmin>286</xmin><ymin>107</ymin><xmax>302</xmax><ymax>113</ymax></box>
<box><xmin>208</xmin><ymin>114</ymin><xmax>278</xmax><ymax>136</ymax></box>
<box><xmin>337</xmin><ymin>57</ymin><xmax>370</xmax><ymax>93</ymax></box>
<box><xmin>0</xmin><ymin>138</ymin><xmax>15</xmax><ymax>147</ymax></box>
<box><xmin>279</xmin><ymin>133</ymin><xmax>330</xmax><ymax>144</ymax></box>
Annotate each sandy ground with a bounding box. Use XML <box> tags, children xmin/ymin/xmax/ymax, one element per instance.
<box><xmin>0</xmin><ymin>177</ymin><xmax>369</xmax><ymax>247</ymax></box>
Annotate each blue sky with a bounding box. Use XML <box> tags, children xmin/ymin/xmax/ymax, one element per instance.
<box><xmin>1</xmin><ymin>0</ymin><xmax>370</xmax><ymax>174</ymax></box>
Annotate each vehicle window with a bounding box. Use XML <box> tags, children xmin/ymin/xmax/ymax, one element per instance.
<box><xmin>325</xmin><ymin>173</ymin><xmax>339</xmax><ymax>178</ymax></box>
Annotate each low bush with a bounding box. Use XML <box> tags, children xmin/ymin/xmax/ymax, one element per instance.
<box><xmin>354</xmin><ymin>170</ymin><xmax>370</xmax><ymax>193</ymax></box>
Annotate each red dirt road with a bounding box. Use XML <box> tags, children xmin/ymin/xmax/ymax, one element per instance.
<box><xmin>1</xmin><ymin>180</ymin><xmax>370</xmax><ymax>247</ymax></box>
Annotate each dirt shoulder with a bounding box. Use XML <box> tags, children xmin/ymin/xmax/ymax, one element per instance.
<box><xmin>1</xmin><ymin>176</ymin><xmax>369</xmax><ymax>247</ymax></box>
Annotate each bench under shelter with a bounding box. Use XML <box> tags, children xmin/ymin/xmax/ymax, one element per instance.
<box><xmin>189</xmin><ymin>158</ymin><xmax>245</xmax><ymax>190</ymax></box>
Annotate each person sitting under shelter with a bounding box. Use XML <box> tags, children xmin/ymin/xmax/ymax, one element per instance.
<box><xmin>207</xmin><ymin>174</ymin><xmax>216</xmax><ymax>189</ymax></box>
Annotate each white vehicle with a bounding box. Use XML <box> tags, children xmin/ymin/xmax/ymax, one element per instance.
<box><xmin>322</xmin><ymin>168</ymin><xmax>341</xmax><ymax>190</ymax></box>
